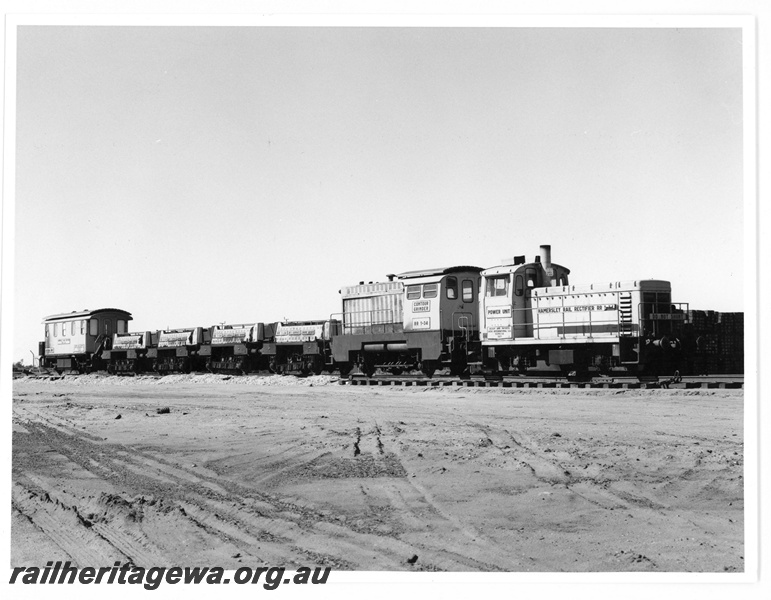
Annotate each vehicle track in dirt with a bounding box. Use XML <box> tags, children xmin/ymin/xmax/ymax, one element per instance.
<box><xmin>13</xmin><ymin>405</ymin><xmax>510</xmax><ymax>570</ymax></box>
<box><xmin>12</xmin><ymin>380</ymin><xmax>745</xmax><ymax>572</ymax></box>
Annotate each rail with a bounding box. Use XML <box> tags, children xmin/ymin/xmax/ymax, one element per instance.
<box><xmin>341</xmin><ymin>373</ymin><xmax>743</xmax><ymax>390</ymax></box>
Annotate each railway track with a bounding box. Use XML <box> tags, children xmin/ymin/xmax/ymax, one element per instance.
<box><xmin>341</xmin><ymin>373</ymin><xmax>744</xmax><ymax>390</ymax></box>
<box><xmin>15</xmin><ymin>369</ymin><xmax>744</xmax><ymax>389</ymax></box>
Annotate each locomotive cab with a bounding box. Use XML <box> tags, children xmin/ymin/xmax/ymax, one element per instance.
<box><xmin>482</xmin><ymin>245</ymin><xmax>571</xmax><ymax>341</ymax></box>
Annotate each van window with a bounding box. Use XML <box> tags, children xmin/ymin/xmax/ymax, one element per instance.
<box><xmin>423</xmin><ymin>283</ymin><xmax>438</xmax><ymax>299</ymax></box>
<box><xmin>71</xmin><ymin>321</ymin><xmax>76</xmax><ymax>335</ymax></box>
<box><xmin>80</xmin><ymin>320</ymin><xmax>86</xmax><ymax>334</ymax></box>
<box><xmin>117</xmin><ymin>319</ymin><xmax>126</xmax><ymax>334</ymax></box>
<box><xmin>485</xmin><ymin>275</ymin><xmax>509</xmax><ymax>297</ymax></box>
<box><xmin>45</xmin><ymin>324</ymin><xmax>50</xmax><ymax>338</ymax></box>
<box><xmin>104</xmin><ymin>320</ymin><xmax>112</xmax><ymax>335</ymax></box>
<box><xmin>406</xmin><ymin>285</ymin><xmax>421</xmax><ymax>300</ymax></box>
<box><xmin>446</xmin><ymin>277</ymin><xmax>458</xmax><ymax>300</ymax></box>
<box><xmin>462</xmin><ymin>279</ymin><xmax>474</xmax><ymax>302</ymax></box>
<box><xmin>515</xmin><ymin>274</ymin><xmax>524</xmax><ymax>296</ymax></box>
<box><xmin>54</xmin><ymin>323</ymin><xmax>59</xmax><ymax>337</ymax></box>
<box><xmin>90</xmin><ymin>318</ymin><xmax>98</xmax><ymax>336</ymax></box>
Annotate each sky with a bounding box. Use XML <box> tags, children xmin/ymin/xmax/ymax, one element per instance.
<box><xmin>8</xmin><ymin>23</ymin><xmax>747</xmax><ymax>363</ymax></box>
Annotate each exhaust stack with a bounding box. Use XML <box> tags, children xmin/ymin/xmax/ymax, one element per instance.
<box><xmin>540</xmin><ymin>244</ymin><xmax>557</xmax><ymax>286</ymax></box>
<box><xmin>539</xmin><ymin>245</ymin><xmax>552</xmax><ymax>269</ymax></box>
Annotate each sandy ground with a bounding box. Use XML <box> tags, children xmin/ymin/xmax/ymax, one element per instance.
<box><xmin>11</xmin><ymin>374</ymin><xmax>744</xmax><ymax>572</ymax></box>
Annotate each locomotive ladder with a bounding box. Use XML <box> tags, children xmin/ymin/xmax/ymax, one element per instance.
<box><xmin>619</xmin><ymin>293</ymin><xmax>633</xmax><ymax>335</ymax></box>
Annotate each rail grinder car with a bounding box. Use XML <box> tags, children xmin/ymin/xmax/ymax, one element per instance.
<box><xmin>330</xmin><ymin>266</ymin><xmax>482</xmax><ymax>377</ymax></box>
<box><xmin>200</xmin><ymin>323</ymin><xmax>268</xmax><ymax>373</ymax></box>
<box><xmin>149</xmin><ymin>327</ymin><xmax>209</xmax><ymax>374</ymax></box>
<box><xmin>479</xmin><ymin>245</ymin><xmax>688</xmax><ymax>376</ymax></box>
<box><xmin>262</xmin><ymin>320</ymin><xmax>341</xmax><ymax>375</ymax></box>
<box><xmin>103</xmin><ymin>330</ymin><xmax>155</xmax><ymax>374</ymax></box>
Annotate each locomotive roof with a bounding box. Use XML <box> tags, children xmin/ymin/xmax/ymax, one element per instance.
<box><xmin>395</xmin><ymin>266</ymin><xmax>483</xmax><ymax>279</ymax></box>
<box><xmin>42</xmin><ymin>308</ymin><xmax>132</xmax><ymax>323</ymax></box>
<box><xmin>481</xmin><ymin>261</ymin><xmax>570</xmax><ymax>276</ymax></box>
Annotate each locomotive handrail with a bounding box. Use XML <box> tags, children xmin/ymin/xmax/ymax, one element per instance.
<box><xmin>451</xmin><ymin>312</ymin><xmax>471</xmax><ymax>341</ymax></box>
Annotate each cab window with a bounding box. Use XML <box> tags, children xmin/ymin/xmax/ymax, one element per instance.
<box><xmin>462</xmin><ymin>279</ymin><xmax>474</xmax><ymax>302</ymax></box>
<box><xmin>89</xmin><ymin>318</ymin><xmax>98</xmax><ymax>336</ymax></box>
<box><xmin>104</xmin><ymin>320</ymin><xmax>112</xmax><ymax>336</ymax></box>
<box><xmin>45</xmin><ymin>324</ymin><xmax>50</xmax><ymax>338</ymax></box>
<box><xmin>446</xmin><ymin>277</ymin><xmax>458</xmax><ymax>300</ymax></box>
<box><xmin>80</xmin><ymin>320</ymin><xmax>86</xmax><ymax>334</ymax></box>
<box><xmin>526</xmin><ymin>268</ymin><xmax>537</xmax><ymax>288</ymax></box>
<box><xmin>406</xmin><ymin>285</ymin><xmax>421</xmax><ymax>300</ymax></box>
<box><xmin>423</xmin><ymin>283</ymin><xmax>438</xmax><ymax>299</ymax></box>
<box><xmin>117</xmin><ymin>319</ymin><xmax>126</xmax><ymax>334</ymax></box>
<box><xmin>54</xmin><ymin>323</ymin><xmax>59</xmax><ymax>337</ymax></box>
<box><xmin>71</xmin><ymin>321</ymin><xmax>76</xmax><ymax>335</ymax></box>
<box><xmin>485</xmin><ymin>275</ymin><xmax>509</xmax><ymax>297</ymax></box>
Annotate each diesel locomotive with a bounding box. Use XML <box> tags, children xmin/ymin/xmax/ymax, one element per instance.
<box><xmin>38</xmin><ymin>245</ymin><xmax>689</xmax><ymax>378</ymax></box>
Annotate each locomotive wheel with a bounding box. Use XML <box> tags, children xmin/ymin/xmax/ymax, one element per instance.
<box><xmin>338</xmin><ymin>363</ymin><xmax>353</xmax><ymax>377</ymax></box>
<box><xmin>450</xmin><ymin>364</ymin><xmax>470</xmax><ymax>378</ymax></box>
<box><xmin>361</xmin><ymin>358</ymin><xmax>376</xmax><ymax>378</ymax></box>
<box><xmin>420</xmin><ymin>360</ymin><xmax>437</xmax><ymax>378</ymax></box>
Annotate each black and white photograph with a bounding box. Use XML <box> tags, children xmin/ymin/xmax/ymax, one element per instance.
<box><xmin>1</xmin><ymin>1</ymin><xmax>766</xmax><ymax>598</ymax></box>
